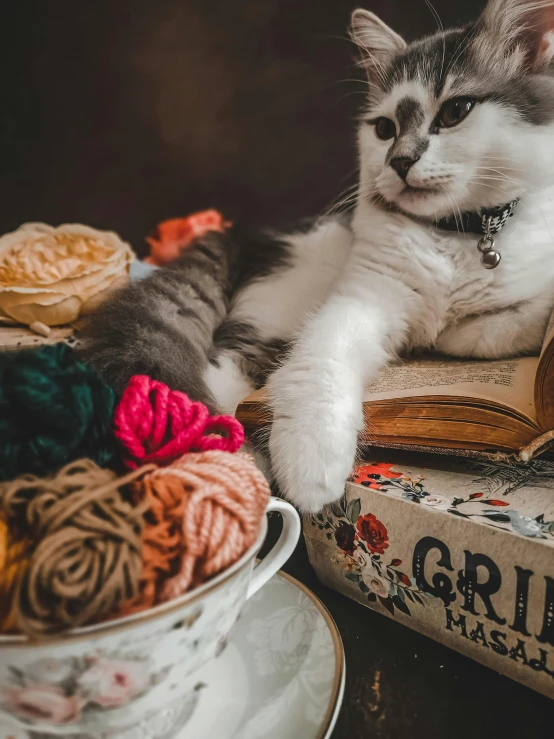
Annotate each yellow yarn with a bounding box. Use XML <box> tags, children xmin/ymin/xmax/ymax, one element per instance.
<box><xmin>0</xmin><ymin>517</ymin><xmax>7</xmax><ymax>573</ymax></box>
<box><xmin>0</xmin><ymin>517</ymin><xmax>29</xmax><ymax>633</ymax></box>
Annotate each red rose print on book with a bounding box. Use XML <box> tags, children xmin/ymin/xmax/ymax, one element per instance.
<box><xmin>334</xmin><ymin>521</ymin><xmax>356</xmax><ymax>556</ymax></box>
<box><xmin>311</xmin><ymin>497</ymin><xmax>430</xmax><ymax>617</ymax></box>
<box><xmin>356</xmin><ymin>513</ymin><xmax>389</xmax><ymax>554</ymax></box>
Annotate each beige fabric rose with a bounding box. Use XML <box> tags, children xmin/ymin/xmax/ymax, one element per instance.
<box><xmin>0</xmin><ymin>223</ymin><xmax>135</xmax><ymax>326</ymax></box>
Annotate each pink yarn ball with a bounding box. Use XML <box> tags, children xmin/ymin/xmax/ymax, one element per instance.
<box><xmin>155</xmin><ymin>450</ymin><xmax>271</xmax><ymax>601</ymax></box>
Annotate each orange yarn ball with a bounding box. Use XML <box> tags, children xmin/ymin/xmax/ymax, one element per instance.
<box><xmin>0</xmin><ymin>517</ymin><xmax>7</xmax><ymax>573</ymax></box>
<box><xmin>0</xmin><ymin>519</ymin><xmax>29</xmax><ymax>633</ymax></box>
<box><xmin>118</xmin><ymin>450</ymin><xmax>270</xmax><ymax>615</ymax></box>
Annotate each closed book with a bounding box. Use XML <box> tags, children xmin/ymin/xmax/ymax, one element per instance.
<box><xmin>303</xmin><ymin>451</ymin><xmax>554</xmax><ymax>698</ymax></box>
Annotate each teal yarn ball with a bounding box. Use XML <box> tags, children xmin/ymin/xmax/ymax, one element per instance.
<box><xmin>0</xmin><ymin>343</ymin><xmax>116</xmax><ymax>481</ymax></box>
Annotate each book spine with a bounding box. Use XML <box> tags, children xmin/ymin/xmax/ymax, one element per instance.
<box><xmin>303</xmin><ymin>481</ymin><xmax>554</xmax><ymax>699</ymax></box>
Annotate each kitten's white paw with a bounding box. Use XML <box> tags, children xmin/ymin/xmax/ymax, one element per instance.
<box><xmin>268</xmin><ymin>369</ymin><xmax>362</xmax><ymax>513</ymax></box>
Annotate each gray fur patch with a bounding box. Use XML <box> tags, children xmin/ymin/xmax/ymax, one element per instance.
<box><xmin>211</xmin><ymin>319</ymin><xmax>290</xmax><ymax>388</ymax></box>
<box><xmin>396</xmin><ymin>97</ymin><xmax>424</xmax><ymax>133</ymax></box>
<box><xmin>388</xmin><ymin>97</ymin><xmax>429</xmax><ymax>164</ymax></box>
<box><xmin>382</xmin><ymin>23</ymin><xmax>554</xmax><ymax>127</ymax></box>
<box><xmin>489</xmin><ymin>76</ymin><xmax>554</xmax><ymax>126</ymax></box>
<box><xmin>387</xmin><ymin>27</ymin><xmax>475</xmax><ymax>97</ymax></box>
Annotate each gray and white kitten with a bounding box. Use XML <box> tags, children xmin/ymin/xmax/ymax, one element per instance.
<box><xmin>81</xmin><ymin>0</ymin><xmax>554</xmax><ymax>512</ymax></box>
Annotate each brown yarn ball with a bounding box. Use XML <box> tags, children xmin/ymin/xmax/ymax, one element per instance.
<box><xmin>0</xmin><ymin>459</ymin><xmax>153</xmax><ymax>639</ymax></box>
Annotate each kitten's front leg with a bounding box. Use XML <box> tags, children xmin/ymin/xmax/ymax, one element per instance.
<box><xmin>269</xmin><ymin>276</ymin><xmax>411</xmax><ymax>513</ymax></box>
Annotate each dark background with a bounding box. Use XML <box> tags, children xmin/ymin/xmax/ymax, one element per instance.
<box><xmin>4</xmin><ymin>1</ymin><xmax>554</xmax><ymax>737</ymax></box>
<box><xmin>1</xmin><ymin>0</ymin><xmax>483</xmax><ymax>258</ymax></box>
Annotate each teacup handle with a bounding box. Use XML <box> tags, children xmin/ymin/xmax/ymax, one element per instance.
<box><xmin>246</xmin><ymin>497</ymin><xmax>301</xmax><ymax>600</ymax></box>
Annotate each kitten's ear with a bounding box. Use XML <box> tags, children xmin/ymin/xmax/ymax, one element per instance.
<box><xmin>350</xmin><ymin>9</ymin><xmax>406</xmax><ymax>78</ymax></box>
<box><xmin>480</xmin><ymin>0</ymin><xmax>554</xmax><ymax>71</ymax></box>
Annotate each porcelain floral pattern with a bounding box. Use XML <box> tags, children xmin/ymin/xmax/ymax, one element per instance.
<box><xmin>0</xmin><ymin>562</ymin><xmax>253</xmax><ymax>736</ymax></box>
<box><xmin>0</xmin><ymin>653</ymin><xmax>168</xmax><ymax>726</ymax></box>
<box><xmin>3</xmin><ymin>689</ymin><xmax>204</xmax><ymax>739</ymax></box>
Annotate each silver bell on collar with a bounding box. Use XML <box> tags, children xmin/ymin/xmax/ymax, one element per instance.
<box><xmin>477</xmin><ymin>234</ymin><xmax>501</xmax><ymax>269</ymax></box>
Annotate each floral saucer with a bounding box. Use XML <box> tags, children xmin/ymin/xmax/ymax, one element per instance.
<box><xmin>176</xmin><ymin>571</ymin><xmax>345</xmax><ymax>739</ymax></box>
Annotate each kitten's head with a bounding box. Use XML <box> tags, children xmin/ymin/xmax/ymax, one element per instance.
<box><xmin>352</xmin><ymin>0</ymin><xmax>554</xmax><ymax>218</ymax></box>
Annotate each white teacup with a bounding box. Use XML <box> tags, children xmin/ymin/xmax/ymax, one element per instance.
<box><xmin>0</xmin><ymin>497</ymin><xmax>301</xmax><ymax>739</ymax></box>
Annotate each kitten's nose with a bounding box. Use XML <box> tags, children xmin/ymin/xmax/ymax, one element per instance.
<box><xmin>390</xmin><ymin>156</ymin><xmax>419</xmax><ymax>180</ymax></box>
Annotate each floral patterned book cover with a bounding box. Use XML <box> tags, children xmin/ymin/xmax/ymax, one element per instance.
<box><xmin>304</xmin><ymin>450</ymin><xmax>554</xmax><ymax>699</ymax></box>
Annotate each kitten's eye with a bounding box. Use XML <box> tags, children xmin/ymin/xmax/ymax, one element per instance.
<box><xmin>374</xmin><ymin>117</ymin><xmax>396</xmax><ymax>140</ymax></box>
<box><xmin>438</xmin><ymin>97</ymin><xmax>475</xmax><ymax>128</ymax></box>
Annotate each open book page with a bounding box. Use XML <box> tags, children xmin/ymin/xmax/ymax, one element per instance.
<box><xmin>363</xmin><ymin>356</ymin><xmax>538</xmax><ymax>423</ymax></box>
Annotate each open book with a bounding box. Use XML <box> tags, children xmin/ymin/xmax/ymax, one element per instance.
<box><xmin>236</xmin><ymin>314</ymin><xmax>554</xmax><ymax>463</ymax></box>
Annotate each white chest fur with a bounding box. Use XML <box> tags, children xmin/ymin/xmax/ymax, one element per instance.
<box><xmin>351</xmin><ymin>189</ymin><xmax>554</xmax><ymax>353</ymax></box>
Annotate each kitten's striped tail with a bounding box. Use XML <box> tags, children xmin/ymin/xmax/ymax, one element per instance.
<box><xmin>78</xmin><ymin>226</ymin><xmax>290</xmax><ymax>411</ymax></box>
